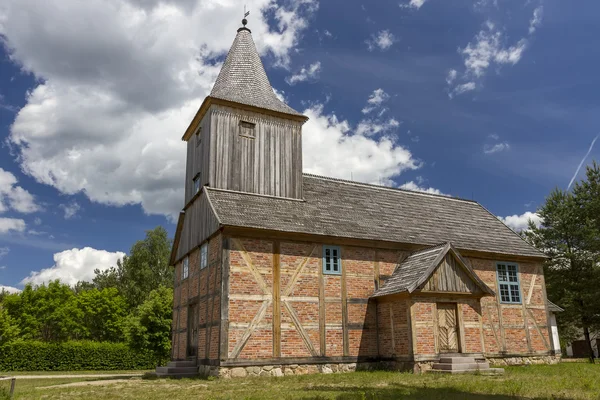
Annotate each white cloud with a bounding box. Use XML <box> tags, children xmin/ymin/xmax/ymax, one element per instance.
<box><xmin>59</xmin><ymin>200</ymin><xmax>81</xmax><ymax>219</ymax></box>
<box><xmin>399</xmin><ymin>0</ymin><xmax>427</xmax><ymax>9</ymax></box>
<box><xmin>0</xmin><ymin>218</ymin><xmax>26</xmax><ymax>234</ymax></box>
<box><xmin>0</xmin><ymin>285</ymin><xmax>21</xmax><ymax>294</ymax></box>
<box><xmin>302</xmin><ymin>104</ymin><xmax>419</xmax><ymax>186</ymax></box>
<box><xmin>484</xmin><ymin>142</ymin><xmax>510</xmax><ymax>154</ymax></box>
<box><xmin>366</xmin><ymin>30</ymin><xmax>396</xmax><ymax>51</ymax></box>
<box><xmin>448</xmin><ymin>9</ymin><xmax>542</xmax><ymax>97</ymax></box>
<box><xmin>529</xmin><ymin>6</ymin><xmax>543</xmax><ymax>34</ymax></box>
<box><xmin>499</xmin><ymin>211</ymin><xmax>542</xmax><ymax>232</ymax></box>
<box><xmin>285</xmin><ymin>61</ymin><xmax>321</xmax><ymax>85</ymax></box>
<box><xmin>488</xmin><ymin>133</ymin><xmax>499</xmax><ymax>140</ymax></box>
<box><xmin>0</xmin><ymin>168</ymin><xmax>40</xmax><ymax>214</ymax></box>
<box><xmin>446</xmin><ymin>69</ymin><xmax>458</xmax><ymax>85</ymax></box>
<box><xmin>461</xmin><ymin>21</ymin><xmax>527</xmax><ymax>78</ymax></box>
<box><xmin>0</xmin><ymin>247</ymin><xmax>8</xmax><ymax>259</ymax></box>
<box><xmin>33</xmin><ymin>217</ymin><xmax>42</xmax><ymax>225</ymax></box>
<box><xmin>356</xmin><ymin>118</ymin><xmax>400</xmax><ymax>136</ymax></box>
<box><xmin>362</xmin><ymin>88</ymin><xmax>390</xmax><ymax>114</ymax></box>
<box><xmin>2</xmin><ymin>0</ymin><xmax>318</xmax><ymax>221</ymax></box>
<box><xmin>21</xmin><ymin>247</ymin><xmax>126</xmax><ymax>286</ymax></box>
<box><xmin>450</xmin><ymin>82</ymin><xmax>476</xmax><ymax>97</ymax></box>
<box><xmin>400</xmin><ymin>181</ymin><xmax>447</xmax><ymax>195</ymax></box>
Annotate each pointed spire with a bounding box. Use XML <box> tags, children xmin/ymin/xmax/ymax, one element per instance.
<box><xmin>209</xmin><ymin>21</ymin><xmax>304</xmax><ymax>118</ymax></box>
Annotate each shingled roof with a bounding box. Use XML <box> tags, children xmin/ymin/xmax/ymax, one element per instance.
<box><xmin>371</xmin><ymin>242</ymin><xmax>495</xmax><ymax>298</ymax></box>
<box><xmin>204</xmin><ymin>174</ymin><xmax>544</xmax><ymax>258</ymax></box>
<box><xmin>209</xmin><ymin>26</ymin><xmax>304</xmax><ymax>118</ymax></box>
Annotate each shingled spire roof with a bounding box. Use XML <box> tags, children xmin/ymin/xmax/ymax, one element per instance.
<box><xmin>209</xmin><ymin>23</ymin><xmax>304</xmax><ymax>118</ymax></box>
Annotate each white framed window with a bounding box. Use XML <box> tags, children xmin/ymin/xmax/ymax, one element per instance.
<box><xmin>323</xmin><ymin>245</ymin><xmax>341</xmax><ymax>275</ymax></box>
<box><xmin>193</xmin><ymin>174</ymin><xmax>201</xmax><ymax>194</ymax></box>
<box><xmin>496</xmin><ymin>262</ymin><xmax>521</xmax><ymax>304</ymax></box>
<box><xmin>182</xmin><ymin>256</ymin><xmax>189</xmax><ymax>280</ymax></box>
<box><xmin>200</xmin><ymin>243</ymin><xmax>208</xmax><ymax>269</ymax></box>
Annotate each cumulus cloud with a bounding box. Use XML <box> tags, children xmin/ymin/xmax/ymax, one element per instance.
<box><xmin>302</xmin><ymin>104</ymin><xmax>419</xmax><ymax>186</ymax></box>
<box><xmin>2</xmin><ymin>0</ymin><xmax>318</xmax><ymax>221</ymax></box>
<box><xmin>0</xmin><ymin>168</ymin><xmax>40</xmax><ymax>214</ymax></box>
<box><xmin>399</xmin><ymin>0</ymin><xmax>427</xmax><ymax>9</ymax></box>
<box><xmin>529</xmin><ymin>6</ymin><xmax>543</xmax><ymax>34</ymax></box>
<box><xmin>400</xmin><ymin>181</ymin><xmax>446</xmax><ymax>195</ymax></box>
<box><xmin>361</xmin><ymin>88</ymin><xmax>390</xmax><ymax>114</ymax></box>
<box><xmin>59</xmin><ymin>200</ymin><xmax>81</xmax><ymax>219</ymax></box>
<box><xmin>0</xmin><ymin>285</ymin><xmax>21</xmax><ymax>294</ymax></box>
<box><xmin>20</xmin><ymin>247</ymin><xmax>126</xmax><ymax>286</ymax></box>
<box><xmin>285</xmin><ymin>61</ymin><xmax>321</xmax><ymax>85</ymax></box>
<box><xmin>499</xmin><ymin>211</ymin><xmax>542</xmax><ymax>232</ymax></box>
<box><xmin>0</xmin><ymin>218</ymin><xmax>26</xmax><ymax>234</ymax></box>
<box><xmin>448</xmin><ymin>7</ymin><xmax>543</xmax><ymax>97</ymax></box>
<box><xmin>366</xmin><ymin>30</ymin><xmax>396</xmax><ymax>51</ymax></box>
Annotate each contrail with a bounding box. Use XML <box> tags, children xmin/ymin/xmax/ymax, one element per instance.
<box><xmin>567</xmin><ymin>134</ymin><xmax>599</xmax><ymax>190</ymax></box>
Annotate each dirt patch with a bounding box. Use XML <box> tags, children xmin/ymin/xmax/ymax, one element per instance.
<box><xmin>37</xmin><ymin>379</ymin><xmax>137</xmax><ymax>389</ymax></box>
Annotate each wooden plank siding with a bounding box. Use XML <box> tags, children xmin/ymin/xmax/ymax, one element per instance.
<box><xmin>185</xmin><ymin>111</ymin><xmax>212</xmax><ymax>204</ymax></box>
<box><xmin>175</xmin><ymin>192</ymin><xmax>221</xmax><ymax>262</ymax></box>
<box><xmin>422</xmin><ymin>254</ymin><xmax>481</xmax><ymax>294</ymax></box>
<box><xmin>209</xmin><ymin>105</ymin><xmax>303</xmax><ymax>200</ymax></box>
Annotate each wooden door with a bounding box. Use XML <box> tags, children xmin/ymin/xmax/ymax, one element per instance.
<box><xmin>437</xmin><ymin>303</ymin><xmax>460</xmax><ymax>353</ymax></box>
<box><xmin>187</xmin><ymin>304</ymin><xmax>198</xmax><ymax>358</ymax></box>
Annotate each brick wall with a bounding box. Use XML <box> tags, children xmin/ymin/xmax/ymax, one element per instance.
<box><xmin>219</xmin><ymin>235</ymin><xmax>551</xmax><ymax>364</ymax></box>
<box><xmin>171</xmin><ymin>233</ymin><xmax>222</xmax><ymax>362</ymax></box>
<box><xmin>470</xmin><ymin>257</ymin><xmax>551</xmax><ymax>355</ymax></box>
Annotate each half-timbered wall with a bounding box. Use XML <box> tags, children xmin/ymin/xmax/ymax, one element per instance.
<box><xmin>172</xmin><ymin>233</ymin><xmax>222</xmax><ymax>361</ymax></box>
<box><xmin>208</xmin><ymin>105</ymin><xmax>304</xmax><ymax>199</ymax></box>
<box><xmin>470</xmin><ymin>257</ymin><xmax>551</xmax><ymax>356</ymax></box>
<box><xmin>223</xmin><ymin>237</ymin><xmax>404</xmax><ymax>363</ymax></box>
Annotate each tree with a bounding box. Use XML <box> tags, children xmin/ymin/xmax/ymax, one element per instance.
<box><xmin>0</xmin><ymin>304</ymin><xmax>20</xmax><ymax>346</ymax></box>
<box><xmin>2</xmin><ymin>281</ymin><xmax>83</xmax><ymax>341</ymax></box>
<box><xmin>75</xmin><ymin>288</ymin><xmax>127</xmax><ymax>342</ymax></box>
<box><xmin>125</xmin><ymin>286</ymin><xmax>173</xmax><ymax>364</ymax></box>
<box><xmin>93</xmin><ymin>226</ymin><xmax>173</xmax><ymax>310</ymax></box>
<box><xmin>524</xmin><ymin>162</ymin><xmax>600</xmax><ymax>361</ymax></box>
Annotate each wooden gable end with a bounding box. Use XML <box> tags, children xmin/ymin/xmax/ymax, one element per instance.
<box><xmin>420</xmin><ymin>253</ymin><xmax>483</xmax><ymax>294</ymax></box>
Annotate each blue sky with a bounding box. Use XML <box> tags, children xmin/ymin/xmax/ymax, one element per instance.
<box><xmin>1</xmin><ymin>0</ymin><xmax>599</xmax><ymax>292</ymax></box>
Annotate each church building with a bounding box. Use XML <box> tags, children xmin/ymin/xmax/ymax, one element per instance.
<box><xmin>165</xmin><ymin>19</ymin><xmax>559</xmax><ymax>377</ymax></box>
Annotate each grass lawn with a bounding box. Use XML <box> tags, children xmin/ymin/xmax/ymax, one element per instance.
<box><xmin>3</xmin><ymin>363</ymin><xmax>599</xmax><ymax>400</ymax></box>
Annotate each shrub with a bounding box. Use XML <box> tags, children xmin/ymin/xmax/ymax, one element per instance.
<box><xmin>0</xmin><ymin>341</ymin><xmax>157</xmax><ymax>371</ymax></box>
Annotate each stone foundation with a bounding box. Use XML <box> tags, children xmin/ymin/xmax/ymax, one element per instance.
<box><xmin>198</xmin><ymin>361</ymin><xmax>415</xmax><ymax>378</ymax></box>
<box><xmin>487</xmin><ymin>355</ymin><xmax>561</xmax><ymax>367</ymax></box>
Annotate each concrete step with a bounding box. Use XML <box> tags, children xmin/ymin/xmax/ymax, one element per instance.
<box><xmin>167</xmin><ymin>360</ymin><xmax>197</xmax><ymax>368</ymax></box>
<box><xmin>156</xmin><ymin>366</ymin><xmax>198</xmax><ymax>374</ymax></box>
<box><xmin>432</xmin><ymin>362</ymin><xmax>489</xmax><ymax>371</ymax></box>
<box><xmin>429</xmin><ymin>368</ymin><xmax>505</xmax><ymax>375</ymax></box>
<box><xmin>439</xmin><ymin>356</ymin><xmax>476</xmax><ymax>364</ymax></box>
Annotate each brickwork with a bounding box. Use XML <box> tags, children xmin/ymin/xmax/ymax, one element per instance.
<box><xmin>171</xmin><ymin>233</ymin><xmax>222</xmax><ymax>362</ymax></box>
<box><xmin>172</xmin><ymin>234</ymin><xmax>552</xmax><ymax>370</ymax></box>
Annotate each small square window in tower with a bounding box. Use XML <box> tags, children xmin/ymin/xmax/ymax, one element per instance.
<box><xmin>193</xmin><ymin>174</ymin><xmax>201</xmax><ymax>194</ymax></box>
<box><xmin>239</xmin><ymin>120</ymin><xmax>256</xmax><ymax>139</ymax></box>
<box><xmin>195</xmin><ymin>127</ymin><xmax>202</xmax><ymax>147</ymax></box>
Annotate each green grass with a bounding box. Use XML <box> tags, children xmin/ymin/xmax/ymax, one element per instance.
<box><xmin>4</xmin><ymin>370</ymin><xmax>150</xmax><ymax>376</ymax></box>
<box><xmin>5</xmin><ymin>363</ymin><xmax>600</xmax><ymax>400</ymax></box>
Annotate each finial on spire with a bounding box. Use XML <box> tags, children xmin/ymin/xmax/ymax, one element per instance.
<box><xmin>238</xmin><ymin>7</ymin><xmax>251</xmax><ymax>32</ymax></box>
<box><xmin>242</xmin><ymin>6</ymin><xmax>249</xmax><ymax>26</ymax></box>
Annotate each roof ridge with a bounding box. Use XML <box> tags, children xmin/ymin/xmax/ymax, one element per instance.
<box><xmin>303</xmin><ymin>173</ymin><xmax>478</xmax><ymax>204</ymax></box>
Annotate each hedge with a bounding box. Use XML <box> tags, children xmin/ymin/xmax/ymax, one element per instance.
<box><xmin>0</xmin><ymin>341</ymin><xmax>158</xmax><ymax>371</ymax></box>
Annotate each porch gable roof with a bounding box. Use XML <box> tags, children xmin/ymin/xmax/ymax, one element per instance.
<box><xmin>371</xmin><ymin>242</ymin><xmax>495</xmax><ymax>298</ymax></box>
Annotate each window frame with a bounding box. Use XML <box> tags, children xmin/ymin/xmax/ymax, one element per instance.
<box><xmin>322</xmin><ymin>245</ymin><xmax>342</xmax><ymax>275</ymax></box>
<box><xmin>200</xmin><ymin>243</ymin><xmax>208</xmax><ymax>270</ymax></box>
<box><xmin>195</xmin><ymin>127</ymin><xmax>202</xmax><ymax>147</ymax></box>
<box><xmin>496</xmin><ymin>261</ymin><xmax>521</xmax><ymax>304</ymax></box>
<box><xmin>193</xmin><ymin>173</ymin><xmax>201</xmax><ymax>194</ymax></box>
<box><xmin>182</xmin><ymin>256</ymin><xmax>189</xmax><ymax>280</ymax></box>
<box><xmin>239</xmin><ymin>120</ymin><xmax>256</xmax><ymax>139</ymax></box>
